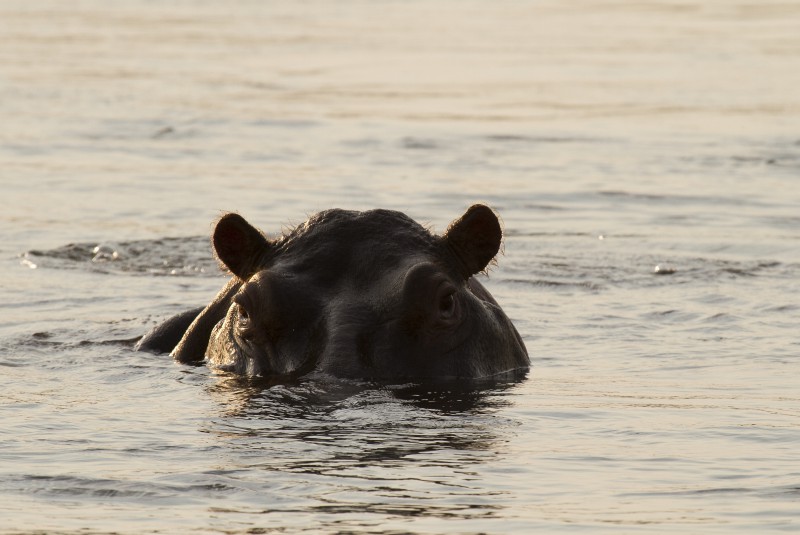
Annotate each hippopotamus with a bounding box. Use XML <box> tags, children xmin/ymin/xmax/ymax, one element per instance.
<box><xmin>136</xmin><ymin>205</ymin><xmax>529</xmax><ymax>380</ymax></box>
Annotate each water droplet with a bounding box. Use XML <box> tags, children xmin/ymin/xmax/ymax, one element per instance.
<box><xmin>92</xmin><ymin>243</ymin><xmax>122</xmax><ymax>263</ymax></box>
<box><xmin>654</xmin><ymin>265</ymin><xmax>677</xmax><ymax>275</ymax></box>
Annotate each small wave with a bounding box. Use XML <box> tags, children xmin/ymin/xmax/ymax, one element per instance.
<box><xmin>500</xmin><ymin>253</ymin><xmax>791</xmax><ymax>297</ymax></box>
<box><xmin>12</xmin><ymin>473</ymin><xmax>241</xmax><ymax>503</ymax></box>
<box><xmin>648</xmin><ymin>259</ymin><xmax>786</xmax><ymax>283</ymax></box>
<box><xmin>401</xmin><ymin>136</ymin><xmax>439</xmax><ymax>150</ymax></box>
<box><xmin>734</xmin><ymin>154</ymin><xmax>800</xmax><ymax>169</ymax></box>
<box><xmin>596</xmin><ymin>189</ymin><xmax>741</xmax><ymax>207</ymax></box>
<box><xmin>504</xmin><ymin>278</ymin><xmax>602</xmax><ymax>291</ymax></box>
<box><xmin>15</xmin><ymin>475</ymin><xmax>168</xmax><ymax>501</ymax></box>
<box><xmin>485</xmin><ymin>134</ymin><xmax>598</xmax><ymax>144</ymax></box>
<box><xmin>761</xmin><ymin>304</ymin><xmax>799</xmax><ymax>313</ymax></box>
<box><xmin>621</xmin><ymin>486</ymin><xmax>755</xmax><ymax>498</ymax></box>
<box><xmin>22</xmin><ymin>236</ymin><xmax>218</xmax><ymax>277</ymax></box>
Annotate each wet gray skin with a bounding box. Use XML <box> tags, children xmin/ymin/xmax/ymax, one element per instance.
<box><xmin>136</xmin><ymin>205</ymin><xmax>529</xmax><ymax>380</ymax></box>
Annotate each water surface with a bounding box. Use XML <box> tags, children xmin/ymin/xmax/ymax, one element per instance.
<box><xmin>1</xmin><ymin>1</ymin><xmax>799</xmax><ymax>533</ymax></box>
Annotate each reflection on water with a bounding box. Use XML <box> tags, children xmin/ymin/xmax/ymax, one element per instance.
<box><xmin>206</xmin><ymin>373</ymin><xmax>525</xmax><ymax>418</ymax></box>
<box><xmin>202</xmin><ymin>377</ymin><xmax>527</xmax><ymax>526</ymax></box>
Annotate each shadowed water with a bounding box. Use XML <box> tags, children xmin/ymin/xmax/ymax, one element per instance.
<box><xmin>1</xmin><ymin>1</ymin><xmax>799</xmax><ymax>533</ymax></box>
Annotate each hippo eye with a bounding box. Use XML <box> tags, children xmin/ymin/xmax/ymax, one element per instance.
<box><xmin>236</xmin><ymin>303</ymin><xmax>251</xmax><ymax>328</ymax></box>
<box><xmin>439</xmin><ymin>292</ymin><xmax>456</xmax><ymax>319</ymax></box>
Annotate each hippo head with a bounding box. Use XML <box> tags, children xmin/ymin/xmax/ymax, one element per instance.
<box><xmin>203</xmin><ymin>205</ymin><xmax>528</xmax><ymax>380</ymax></box>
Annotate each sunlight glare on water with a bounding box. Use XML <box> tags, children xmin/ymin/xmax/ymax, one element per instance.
<box><xmin>1</xmin><ymin>0</ymin><xmax>799</xmax><ymax>533</ymax></box>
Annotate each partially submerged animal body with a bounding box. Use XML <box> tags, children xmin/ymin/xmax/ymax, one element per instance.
<box><xmin>136</xmin><ymin>205</ymin><xmax>529</xmax><ymax>380</ymax></box>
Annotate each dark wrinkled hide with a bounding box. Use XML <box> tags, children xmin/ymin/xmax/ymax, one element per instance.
<box><xmin>136</xmin><ymin>205</ymin><xmax>529</xmax><ymax>380</ymax></box>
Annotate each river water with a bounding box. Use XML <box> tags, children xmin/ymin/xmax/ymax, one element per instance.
<box><xmin>1</xmin><ymin>1</ymin><xmax>799</xmax><ymax>533</ymax></box>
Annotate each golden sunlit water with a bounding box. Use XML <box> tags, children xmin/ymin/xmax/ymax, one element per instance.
<box><xmin>1</xmin><ymin>1</ymin><xmax>799</xmax><ymax>533</ymax></box>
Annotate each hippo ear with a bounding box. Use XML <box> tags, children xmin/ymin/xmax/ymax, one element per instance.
<box><xmin>443</xmin><ymin>204</ymin><xmax>502</xmax><ymax>278</ymax></box>
<box><xmin>213</xmin><ymin>213</ymin><xmax>271</xmax><ymax>280</ymax></box>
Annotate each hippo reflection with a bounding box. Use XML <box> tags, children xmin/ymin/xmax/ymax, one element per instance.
<box><xmin>136</xmin><ymin>205</ymin><xmax>529</xmax><ymax>379</ymax></box>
